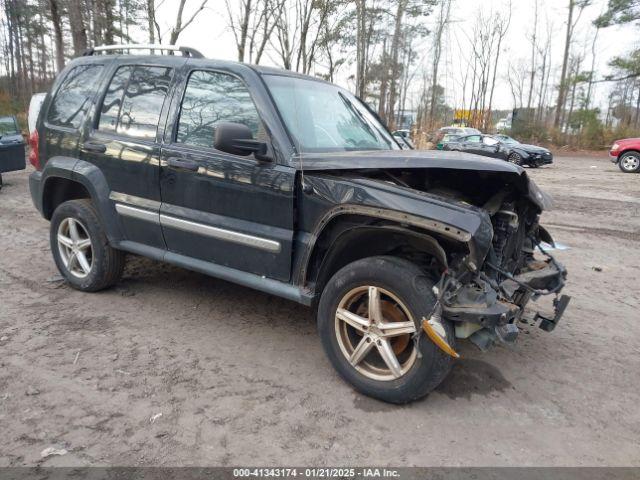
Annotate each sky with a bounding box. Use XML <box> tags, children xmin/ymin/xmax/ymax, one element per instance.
<box><xmin>151</xmin><ymin>0</ymin><xmax>639</xmax><ymax>112</ymax></box>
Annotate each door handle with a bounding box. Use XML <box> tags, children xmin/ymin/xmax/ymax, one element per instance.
<box><xmin>82</xmin><ymin>141</ymin><xmax>107</xmax><ymax>153</ymax></box>
<box><xmin>167</xmin><ymin>157</ymin><xmax>199</xmax><ymax>172</ymax></box>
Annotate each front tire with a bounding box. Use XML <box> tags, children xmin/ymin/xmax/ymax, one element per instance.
<box><xmin>618</xmin><ymin>151</ymin><xmax>640</xmax><ymax>173</ymax></box>
<box><xmin>508</xmin><ymin>152</ymin><xmax>522</xmax><ymax>165</ymax></box>
<box><xmin>317</xmin><ymin>256</ymin><xmax>455</xmax><ymax>404</ymax></box>
<box><xmin>50</xmin><ymin>199</ymin><xmax>125</xmax><ymax>291</ymax></box>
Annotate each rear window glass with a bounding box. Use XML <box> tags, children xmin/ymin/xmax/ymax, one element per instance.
<box><xmin>98</xmin><ymin>65</ymin><xmax>172</xmax><ymax>139</ymax></box>
<box><xmin>47</xmin><ymin>65</ymin><xmax>104</xmax><ymax>129</ymax></box>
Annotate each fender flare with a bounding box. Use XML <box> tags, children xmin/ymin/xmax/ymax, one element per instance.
<box><xmin>41</xmin><ymin>157</ymin><xmax>124</xmax><ymax>243</ymax></box>
<box><xmin>297</xmin><ymin>205</ymin><xmax>473</xmax><ymax>286</ymax></box>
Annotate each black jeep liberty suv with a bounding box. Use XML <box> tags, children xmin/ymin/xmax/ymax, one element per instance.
<box><xmin>28</xmin><ymin>45</ymin><xmax>570</xmax><ymax>404</ymax></box>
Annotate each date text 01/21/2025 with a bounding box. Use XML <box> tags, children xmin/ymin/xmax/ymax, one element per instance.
<box><xmin>232</xmin><ymin>468</ymin><xmax>400</xmax><ymax>478</ymax></box>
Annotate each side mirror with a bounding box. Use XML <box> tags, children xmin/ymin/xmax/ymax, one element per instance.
<box><xmin>214</xmin><ymin>122</ymin><xmax>270</xmax><ymax>161</ymax></box>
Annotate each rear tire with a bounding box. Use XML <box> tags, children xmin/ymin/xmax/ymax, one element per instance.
<box><xmin>618</xmin><ymin>151</ymin><xmax>640</xmax><ymax>173</ymax></box>
<box><xmin>317</xmin><ymin>256</ymin><xmax>455</xmax><ymax>404</ymax></box>
<box><xmin>50</xmin><ymin>199</ymin><xmax>125</xmax><ymax>292</ymax></box>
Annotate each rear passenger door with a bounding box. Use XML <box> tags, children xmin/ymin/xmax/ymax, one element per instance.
<box><xmin>158</xmin><ymin>67</ymin><xmax>295</xmax><ymax>282</ymax></box>
<box><xmin>81</xmin><ymin>62</ymin><xmax>178</xmax><ymax>249</ymax></box>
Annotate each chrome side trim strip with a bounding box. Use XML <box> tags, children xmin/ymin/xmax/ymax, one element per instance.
<box><xmin>111</xmin><ymin>191</ymin><xmax>281</xmax><ymax>253</ymax></box>
<box><xmin>160</xmin><ymin>214</ymin><xmax>281</xmax><ymax>253</ymax></box>
<box><xmin>109</xmin><ymin>191</ymin><xmax>161</xmax><ymax>210</ymax></box>
<box><xmin>115</xmin><ymin>204</ymin><xmax>160</xmax><ymax>224</ymax></box>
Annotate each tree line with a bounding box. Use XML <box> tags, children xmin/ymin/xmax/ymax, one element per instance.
<box><xmin>1</xmin><ymin>0</ymin><xmax>639</xmax><ymax>148</ymax></box>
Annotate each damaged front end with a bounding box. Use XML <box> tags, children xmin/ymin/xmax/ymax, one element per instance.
<box><xmin>299</xmin><ymin>150</ymin><xmax>570</xmax><ymax>355</ymax></box>
<box><xmin>432</xmin><ymin>190</ymin><xmax>570</xmax><ymax>353</ymax></box>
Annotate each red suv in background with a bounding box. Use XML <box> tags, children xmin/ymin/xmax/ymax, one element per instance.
<box><xmin>609</xmin><ymin>138</ymin><xmax>640</xmax><ymax>173</ymax></box>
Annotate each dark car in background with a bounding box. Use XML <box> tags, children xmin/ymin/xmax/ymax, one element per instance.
<box><xmin>436</xmin><ymin>133</ymin><xmax>460</xmax><ymax>150</ymax></box>
<box><xmin>443</xmin><ymin>133</ymin><xmax>553</xmax><ymax>167</ymax></box>
<box><xmin>0</xmin><ymin>115</ymin><xmax>26</xmax><ymax>190</ymax></box>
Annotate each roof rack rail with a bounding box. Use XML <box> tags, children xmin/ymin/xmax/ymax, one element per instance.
<box><xmin>83</xmin><ymin>44</ymin><xmax>204</xmax><ymax>59</ymax></box>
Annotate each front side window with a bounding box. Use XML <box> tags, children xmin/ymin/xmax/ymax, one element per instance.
<box><xmin>264</xmin><ymin>75</ymin><xmax>397</xmax><ymax>153</ymax></box>
<box><xmin>176</xmin><ymin>70</ymin><xmax>262</xmax><ymax>149</ymax></box>
<box><xmin>47</xmin><ymin>65</ymin><xmax>104</xmax><ymax>129</ymax></box>
<box><xmin>483</xmin><ymin>136</ymin><xmax>498</xmax><ymax>146</ymax></box>
<box><xmin>466</xmin><ymin>135</ymin><xmax>481</xmax><ymax>143</ymax></box>
<box><xmin>98</xmin><ymin>65</ymin><xmax>172</xmax><ymax>139</ymax></box>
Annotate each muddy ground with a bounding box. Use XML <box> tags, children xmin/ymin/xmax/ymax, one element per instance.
<box><xmin>0</xmin><ymin>155</ymin><xmax>638</xmax><ymax>467</ymax></box>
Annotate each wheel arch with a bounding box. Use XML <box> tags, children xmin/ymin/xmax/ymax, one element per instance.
<box><xmin>41</xmin><ymin>157</ymin><xmax>124</xmax><ymax>243</ymax></box>
<box><xmin>301</xmin><ymin>210</ymin><xmax>470</xmax><ymax>301</ymax></box>
<box><xmin>618</xmin><ymin>148</ymin><xmax>640</xmax><ymax>160</ymax></box>
<box><xmin>42</xmin><ymin>176</ymin><xmax>91</xmax><ymax>219</ymax></box>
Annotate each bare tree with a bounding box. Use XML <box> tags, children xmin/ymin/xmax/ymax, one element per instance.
<box><xmin>554</xmin><ymin>0</ymin><xmax>591</xmax><ymax>128</ymax></box>
<box><xmin>48</xmin><ymin>0</ymin><xmax>64</xmax><ymax>71</ymax></box>
<box><xmin>485</xmin><ymin>4</ymin><xmax>511</xmax><ymax>130</ymax></box>
<box><xmin>427</xmin><ymin>0</ymin><xmax>452</xmax><ymax>127</ymax></box>
<box><xmin>526</xmin><ymin>0</ymin><xmax>538</xmax><ymax>111</ymax></box>
<box><xmin>168</xmin><ymin>0</ymin><xmax>209</xmax><ymax>45</ymax></box>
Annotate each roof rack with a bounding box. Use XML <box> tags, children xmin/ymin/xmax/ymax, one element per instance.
<box><xmin>83</xmin><ymin>44</ymin><xmax>204</xmax><ymax>59</ymax></box>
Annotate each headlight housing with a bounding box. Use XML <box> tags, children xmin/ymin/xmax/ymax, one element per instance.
<box><xmin>611</xmin><ymin>143</ymin><xmax>620</xmax><ymax>151</ymax></box>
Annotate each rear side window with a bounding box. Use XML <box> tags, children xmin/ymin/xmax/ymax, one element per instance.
<box><xmin>176</xmin><ymin>70</ymin><xmax>262</xmax><ymax>149</ymax></box>
<box><xmin>47</xmin><ymin>65</ymin><xmax>104</xmax><ymax>129</ymax></box>
<box><xmin>98</xmin><ymin>65</ymin><xmax>172</xmax><ymax>139</ymax></box>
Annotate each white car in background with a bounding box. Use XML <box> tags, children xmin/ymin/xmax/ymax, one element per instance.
<box><xmin>28</xmin><ymin>93</ymin><xmax>47</xmax><ymax>133</ymax></box>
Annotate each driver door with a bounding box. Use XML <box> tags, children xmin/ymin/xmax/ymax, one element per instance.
<box><xmin>462</xmin><ymin>135</ymin><xmax>483</xmax><ymax>155</ymax></box>
<box><xmin>159</xmin><ymin>67</ymin><xmax>295</xmax><ymax>281</ymax></box>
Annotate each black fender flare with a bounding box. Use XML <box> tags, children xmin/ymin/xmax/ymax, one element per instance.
<box><xmin>297</xmin><ymin>205</ymin><xmax>475</xmax><ymax>287</ymax></box>
<box><xmin>41</xmin><ymin>157</ymin><xmax>124</xmax><ymax>243</ymax></box>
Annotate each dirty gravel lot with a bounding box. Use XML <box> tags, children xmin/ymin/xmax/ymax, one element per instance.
<box><xmin>0</xmin><ymin>155</ymin><xmax>639</xmax><ymax>467</ymax></box>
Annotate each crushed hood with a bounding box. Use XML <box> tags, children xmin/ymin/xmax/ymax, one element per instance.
<box><xmin>296</xmin><ymin>149</ymin><xmax>523</xmax><ymax>173</ymax></box>
<box><xmin>298</xmin><ymin>149</ymin><xmax>552</xmax><ymax>212</ymax></box>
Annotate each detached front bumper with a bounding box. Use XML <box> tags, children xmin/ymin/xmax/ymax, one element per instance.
<box><xmin>444</xmin><ymin>259</ymin><xmax>568</xmax><ymax>327</ymax></box>
<box><xmin>529</xmin><ymin>152</ymin><xmax>553</xmax><ymax>165</ymax></box>
<box><xmin>440</xmin><ymin>255</ymin><xmax>570</xmax><ymax>351</ymax></box>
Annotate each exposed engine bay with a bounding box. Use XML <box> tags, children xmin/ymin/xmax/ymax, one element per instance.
<box><xmin>354</xmin><ymin>167</ymin><xmax>571</xmax><ymax>352</ymax></box>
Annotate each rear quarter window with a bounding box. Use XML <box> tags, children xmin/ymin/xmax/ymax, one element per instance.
<box><xmin>47</xmin><ymin>64</ymin><xmax>104</xmax><ymax>129</ymax></box>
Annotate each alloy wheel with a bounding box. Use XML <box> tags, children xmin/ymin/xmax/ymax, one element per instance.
<box><xmin>621</xmin><ymin>154</ymin><xmax>640</xmax><ymax>172</ymax></box>
<box><xmin>57</xmin><ymin>217</ymin><xmax>93</xmax><ymax>278</ymax></box>
<box><xmin>508</xmin><ymin>153</ymin><xmax>522</xmax><ymax>165</ymax></box>
<box><xmin>335</xmin><ymin>286</ymin><xmax>418</xmax><ymax>381</ymax></box>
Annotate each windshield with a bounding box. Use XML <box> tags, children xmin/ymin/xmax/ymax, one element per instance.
<box><xmin>264</xmin><ymin>75</ymin><xmax>398</xmax><ymax>153</ymax></box>
<box><xmin>0</xmin><ymin>116</ymin><xmax>19</xmax><ymax>136</ymax></box>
